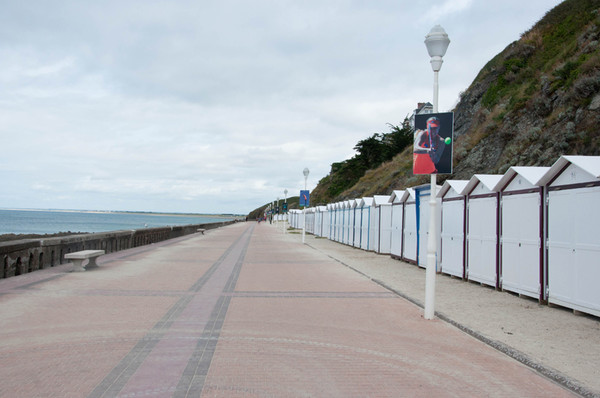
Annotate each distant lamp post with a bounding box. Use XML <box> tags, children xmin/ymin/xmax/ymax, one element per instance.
<box><xmin>423</xmin><ymin>24</ymin><xmax>450</xmax><ymax>320</ymax></box>
<box><xmin>283</xmin><ymin>189</ymin><xmax>288</xmax><ymax>233</ymax></box>
<box><xmin>276</xmin><ymin>197</ymin><xmax>280</xmax><ymax>228</ymax></box>
<box><xmin>302</xmin><ymin>167</ymin><xmax>310</xmax><ymax>244</ymax></box>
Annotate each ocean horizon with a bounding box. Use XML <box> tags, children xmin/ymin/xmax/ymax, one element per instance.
<box><xmin>0</xmin><ymin>208</ymin><xmax>238</xmax><ymax>235</ymax></box>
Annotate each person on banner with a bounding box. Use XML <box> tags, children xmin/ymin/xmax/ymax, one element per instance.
<box><xmin>413</xmin><ymin>116</ymin><xmax>448</xmax><ymax>174</ymax></box>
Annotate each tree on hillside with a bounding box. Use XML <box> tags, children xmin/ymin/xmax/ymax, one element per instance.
<box><xmin>385</xmin><ymin>119</ymin><xmax>413</xmax><ymax>155</ymax></box>
<box><xmin>353</xmin><ymin>118</ymin><xmax>413</xmax><ymax>169</ymax></box>
<box><xmin>319</xmin><ymin>118</ymin><xmax>414</xmax><ymax>200</ymax></box>
<box><xmin>354</xmin><ymin>134</ymin><xmax>386</xmax><ymax>169</ymax></box>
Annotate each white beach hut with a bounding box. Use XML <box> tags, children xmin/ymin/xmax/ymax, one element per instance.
<box><xmin>322</xmin><ymin>205</ymin><xmax>330</xmax><ymax>237</ymax></box>
<box><xmin>497</xmin><ymin>166</ymin><xmax>549</xmax><ymax>300</ymax></box>
<box><xmin>313</xmin><ymin>207</ymin><xmax>321</xmax><ymax>237</ymax></box>
<box><xmin>373</xmin><ymin>195</ymin><xmax>392</xmax><ymax>254</ymax></box>
<box><xmin>348</xmin><ymin>199</ymin><xmax>359</xmax><ymax>247</ymax></box>
<box><xmin>464</xmin><ymin>174</ymin><xmax>503</xmax><ymax>288</ymax></box>
<box><xmin>416</xmin><ymin>184</ymin><xmax>442</xmax><ymax>269</ymax></box>
<box><xmin>401</xmin><ymin>189</ymin><xmax>418</xmax><ymax>264</ymax></box>
<box><xmin>368</xmin><ymin>197</ymin><xmax>380</xmax><ymax>252</ymax></box>
<box><xmin>353</xmin><ymin>199</ymin><xmax>363</xmax><ymax>248</ymax></box>
<box><xmin>322</xmin><ymin>205</ymin><xmax>330</xmax><ymax>238</ymax></box>
<box><xmin>342</xmin><ymin>200</ymin><xmax>352</xmax><ymax>245</ymax></box>
<box><xmin>438</xmin><ymin>180</ymin><xmax>469</xmax><ymax>278</ymax></box>
<box><xmin>330</xmin><ymin>202</ymin><xmax>339</xmax><ymax>242</ymax></box>
<box><xmin>337</xmin><ymin>201</ymin><xmax>345</xmax><ymax>244</ymax></box>
<box><xmin>344</xmin><ymin>199</ymin><xmax>356</xmax><ymax>246</ymax></box>
<box><xmin>389</xmin><ymin>190</ymin><xmax>405</xmax><ymax>260</ymax></box>
<box><xmin>314</xmin><ymin>206</ymin><xmax>328</xmax><ymax>237</ymax></box>
<box><xmin>538</xmin><ymin>155</ymin><xmax>600</xmax><ymax>316</ymax></box>
<box><xmin>289</xmin><ymin>209</ymin><xmax>301</xmax><ymax>229</ymax></box>
<box><xmin>339</xmin><ymin>201</ymin><xmax>347</xmax><ymax>244</ymax></box>
<box><xmin>359</xmin><ymin>197</ymin><xmax>374</xmax><ymax>251</ymax></box>
<box><xmin>327</xmin><ymin>203</ymin><xmax>336</xmax><ymax>240</ymax></box>
<box><xmin>305</xmin><ymin>207</ymin><xmax>315</xmax><ymax>234</ymax></box>
<box><xmin>335</xmin><ymin>201</ymin><xmax>344</xmax><ymax>243</ymax></box>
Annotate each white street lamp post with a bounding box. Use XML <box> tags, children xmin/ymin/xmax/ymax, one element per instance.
<box><xmin>283</xmin><ymin>189</ymin><xmax>288</xmax><ymax>233</ymax></box>
<box><xmin>302</xmin><ymin>167</ymin><xmax>309</xmax><ymax>244</ymax></box>
<box><xmin>424</xmin><ymin>25</ymin><xmax>450</xmax><ymax>320</ymax></box>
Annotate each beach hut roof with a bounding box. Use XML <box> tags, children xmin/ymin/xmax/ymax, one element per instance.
<box><xmin>437</xmin><ymin>180</ymin><xmax>468</xmax><ymax>198</ymax></box>
<box><xmin>359</xmin><ymin>197</ymin><xmax>374</xmax><ymax>207</ymax></box>
<box><xmin>317</xmin><ymin>206</ymin><xmax>327</xmax><ymax>212</ymax></box>
<box><xmin>496</xmin><ymin>166</ymin><xmax>550</xmax><ymax>191</ymax></box>
<box><xmin>538</xmin><ymin>155</ymin><xmax>600</xmax><ymax>186</ymax></box>
<box><xmin>373</xmin><ymin>195</ymin><xmax>391</xmax><ymax>206</ymax></box>
<box><xmin>400</xmin><ymin>188</ymin><xmax>417</xmax><ymax>202</ymax></box>
<box><xmin>462</xmin><ymin>174</ymin><xmax>503</xmax><ymax>195</ymax></box>
<box><xmin>350</xmin><ymin>199</ymin><xmax>360</xmax><ymax>208</ymax></box>
<box><xmin>389</xmin><ymin>190</ymin><xmax>405</xmax><ymax>203</ymax></box>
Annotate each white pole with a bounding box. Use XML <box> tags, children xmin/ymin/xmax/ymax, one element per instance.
<box><xmin>424</xmin><ymin>173</ymin><xmax>437</xmax><ymax>319</ymax></box>
<box><xmin>302</xmin><ymin>208</ymin><xmax>306</xmax><ymax>243</ymax></box>
<box><xmin>302</xmin><ymin>170</ymin><xmax>309</xmax><ymax>244</ymax></box>
<box><xmin>302</xmin><ymin>185</ymin><xmax>306</xmax><ymax>244</ymax></box>
<box><xmin>284</xmin><ymin>190</ymin><xmax>288</xmax><ymax>233</ymax></box>
<box><xmin>433</xmin><ymin>71</ymin><xmax>439</xmax><ymax>112</ymax></box>
<box><xmin>424</xmin><ymin>69</ymin><xmax>440</xmax><ymax>320</ymax></box>
<box><xmin>423</xmin><ymin>24</ymin><xmax>449</xmax><ymax>320</ymax></box>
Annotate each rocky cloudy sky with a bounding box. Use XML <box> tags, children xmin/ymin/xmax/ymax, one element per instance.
<box><xmin>0</xmin><ymin>0</ymin><xmax>561</xmax><ymax>214</ymax></box>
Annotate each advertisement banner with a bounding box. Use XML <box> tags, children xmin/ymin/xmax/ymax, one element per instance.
<box><xmin>413</xmin><ymin>112</ymin><xmax>454</xmax><ymax>175</ymax></box>
<box><xmin>299</xmin><ymin>190</ymin><xmax>310</xmax><ymax>207</ymax></box>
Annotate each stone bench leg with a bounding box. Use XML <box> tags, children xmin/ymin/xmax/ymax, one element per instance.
<box><xmin>71</xmin><ymin>259</ymin><xmax>87</xmax><ymax>272</ymax></box>
<box><xmin>86</xmin><ymin>257</ymin><xmax>100</xmax><ymax>269</ymax></box>
<box><xmin>71</xmin><ymin>257</ymin><xmax>100</xmax><ymax>272</ymax></box>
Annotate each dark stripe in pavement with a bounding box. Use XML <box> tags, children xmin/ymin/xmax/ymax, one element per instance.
<box><xmin>230</xmin><ymin>291</ymin><xmax>397</xmax><ymax>298</ymax></box>
<box><xmin>0</xmin><ymin>274</ymin><xmax>67</xmax><ymax>297</ymax></box>
<box><xmin>174</xmin><ymin>224</ymin><xmax>251</xmax><ymax>397</ymax></box>
<box><xmin>88</xmin><ymin>224</ymin><xmax>253</xmax><ymax>398</ymax></box>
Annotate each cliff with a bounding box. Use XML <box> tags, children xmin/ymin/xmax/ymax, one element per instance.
<box><xmin>248</xmin><ymin>0</ymin><xmax>600</xmax><ymax>215</ymax></box>
<box><xmin>313</xmin><ymin>0</ymin><xmax>600</xmax><ymax>204</ymax></box>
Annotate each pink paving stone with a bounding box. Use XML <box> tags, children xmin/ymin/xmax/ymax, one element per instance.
<box><xmin>0</xmin><ymin>223</ymin><xmax>581</xmax><ymax>397</ymax></box>
<box><xmin>236</xmin><ymin>259</ymin><xmax>388</xmax><ymax>293</ymax></box>
<box><xmin>204</xmin><ymin>298</ymin><xmax>574</xmax><ymax>397</ymax></box>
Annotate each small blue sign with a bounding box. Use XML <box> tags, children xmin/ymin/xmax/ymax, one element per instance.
<box><xmin>299</xmin><ymin>190</ymin><xmax>310</xmax><ymax>207</ymax></box>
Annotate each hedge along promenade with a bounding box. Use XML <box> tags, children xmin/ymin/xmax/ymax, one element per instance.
<box><xmin>0</xmin><ymin>220</ymin><xmax>239</xmax><ymax>278</ymax></box>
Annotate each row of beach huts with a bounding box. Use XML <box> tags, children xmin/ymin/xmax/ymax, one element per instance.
<box><xmin>286</xmin><ymin>155</ymin><xmax>600</xmax><ymax>318</ymax></box>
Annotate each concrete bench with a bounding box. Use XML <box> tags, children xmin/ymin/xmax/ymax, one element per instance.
<box><xmin>65</xmin><ymin>250</ymin><xmax>105</xmax><ymax>272</ymax></box>
<box><xmin>197</xmin><ymin>228</ymin><xmax>206</xmax><ymax>234</ymax></box>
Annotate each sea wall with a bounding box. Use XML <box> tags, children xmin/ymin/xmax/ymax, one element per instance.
<box><xmin>0</xmin><ymin>220</ymin><xmax>237</xmax><ymax>278</ymax></box>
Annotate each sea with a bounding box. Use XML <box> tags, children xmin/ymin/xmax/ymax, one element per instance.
<box><xmin>0</xmin><ymin>209</ymin><xmax>236</xmax><ymax>235</ymax></box>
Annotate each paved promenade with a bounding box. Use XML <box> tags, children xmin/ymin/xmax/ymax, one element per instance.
<box><xmin>0</xmin><ymin>222</ymin><xmax>592</xmax><ymax>397</ymax></box>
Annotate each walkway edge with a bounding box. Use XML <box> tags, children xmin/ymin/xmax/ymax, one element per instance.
<box><xmin>307</xmin><ymin>243</ymin><xmax>597</xmax><ymax>398</ymax></box>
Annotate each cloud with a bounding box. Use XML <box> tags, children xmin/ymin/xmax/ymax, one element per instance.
<box><xmin>0</xmin><ymin>0</ymin><xmax>563</xmax><ymax>214</ymax></box>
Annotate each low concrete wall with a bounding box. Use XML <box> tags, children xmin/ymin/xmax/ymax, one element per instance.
<box><xmin>0</xmin><ymin>220</ymin><xmax>237</xmax><ymax>278</ymax></box>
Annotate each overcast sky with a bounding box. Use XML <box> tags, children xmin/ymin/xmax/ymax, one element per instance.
<box><xmin>0</xmin><ymin>0</ymin><xmax>562</xmax><ymax>214</ymax></box>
